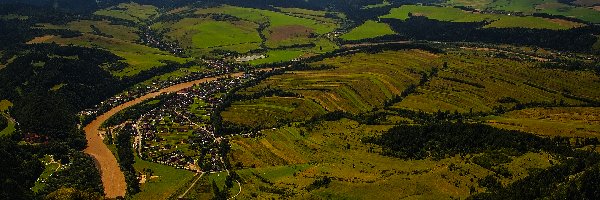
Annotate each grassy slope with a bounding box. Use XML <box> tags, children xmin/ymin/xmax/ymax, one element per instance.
<box><xmin>225</xmin><ymin>119</ymin><xmax>556</xmax><ymax>199</ymax></box>
<box><xmin>485</xmin><ymin>107</ymin><xmax>600</xmax><ymax>138</ymax></box>
<box><xmin>340</xmin><ymin>20</ymin><xmax>396</xmax><ymax>41</ymax></box>
<box><xmin>133</xmin><ymin>156</ymin><xmax>195</xmax><ymax>200</ymax></box>
<box><xmin>222</xmin><ymin>97</ymin><xmax>327</xmax><ymax>128</ymax></box>
<box><xmin>94</xmin><ymin>3</ymin><xmax>158</xmax><ymax>23</ymax></box>
<box><xmin>381</xmin><ymin>5</ymin><xmax>584</xmax><ymax>30</ymax></box>
<box><xmin>394</xmin><ymin>49</ymin><xmax>600</xmax><ymax>113</ymax></box>
<box><xmin>444</xmin><ymin>0</ymin><xmax>600</xmax><ymax>23</ymax></box>
<box><xmin>0</xmin><ymin>100</ymin><xmax>15</xmax><ymax>137</ymax></box>
<box><xmin>233</xmin><ymin>50</ymin><xmax>439</xmax><ymax>115</ymax></box>
<box><xmin>190</xmin><ymin>20</ymin><xmax>262</xmax><ymax>52</ymax></box>
<box><xmin>43</xmin><ymin>34</ymin><xmax>190</xmax><ymax>77</ymax></box>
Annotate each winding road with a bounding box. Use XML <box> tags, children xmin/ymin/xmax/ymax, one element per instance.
<box><xmin>84</xmin><ymin>72</ymin><xmax>246</xmax><ymax>198</ymax></box>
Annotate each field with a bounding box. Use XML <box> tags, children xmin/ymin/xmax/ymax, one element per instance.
<box><xmin>132</xmin><ymin>156</ymin><xmax>195</xmax><ymax>200</ymax></box>
<box><xmin>381</xmin><ymin>5</ymin><xmax>584</xmax><ymax>30</ymax></box>
<box><xmin>220</xmin><ymin>119</ymin><xmax>557</xmax><ymax>199</ymax></box>
<box><xmin>153</xmin><ymin>5</ymin><xmax>340</xmax><ymax>63</ymax></box>
<box><xmin>443</xmin><ymin>0</ymin><xmax>600</xmax><ymax>23</ymax></box>
<box><xmin>221</xmin><ymin>97</ymin><xmax>327</xmax><ymax>129</ymax></box>
<box><xmin>181</xmin><ymin>171</ymin><xmax>242</xmax><ymax>199</ymax></box>
<box><xmin>362</xmin><ymin>0</ymin><xmax>392</xmax><ymax>9</ymax></box>
<box><xmin>392</xmin><ymin>49</ymin><xmax>600</xmax><ymax>113</ymax></box>
<box><xmin>247</xmin><ymin>50</ymin><xmax>305</xmax><ymax>65</ymax></box>
<box><xmin>230</xmin><ymin>50</ymin><xmax>440</xmax><ymax>115</ymax></box>
<box><xmin>94</xmin><ymin>3</ymin><xmax>159</xmax><ymax>23</ymax></box>
<box><xmin>191</xmin><ymin>21</ymin><xmax>262</xmax><ymax>52</ymax></box>
<box><xmin>340</xmin><ymin>20</ymin><xmax>396</xmax><ymax>41</ymax></box>
<box><xmin>0</xmin><ymin>100</ymin><xmax>15</xmax><ymax>137</ymax></box>
<box><xmin>485</xmin><ymin>107</ymin><xmax>600</xmax><ymax>138</ymax></box>
<box><xmin>36</xmin><ymin>33</ymin><xmax>191</xmax><ymax>77</ymax></box>
<box><xmin>39</xmin><ymin>20</ymin><xmax>140</xmax><ymax>42</ymax></box>
<box><xmin>32</xmin><ymin>156</ymin><xmax>61</xmax><ymax>193</ymax></box>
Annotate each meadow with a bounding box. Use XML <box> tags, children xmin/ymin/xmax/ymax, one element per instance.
<box><xmin>230</xmin><ymin>50</ymin><xmax>439</xmax><ymax>117</ymax></box>
<box><xmin>220</xmin><ymin>119</ymin><xmax>557</xmax><ymax>199</ymax></box>
<box><xmin>153</xmin><ymin>5</ymin><xmax>340</xmax><ymax>63</ymax></box>
<box><xmin>132</xmin><ymin>156</ymin><xmax>195</xmax><ymax>200</ymax></box>
<box><xmin>221</xmin><ymin>97</ymin><xmax>327</xmax><ymax>129</ymax></box>
<box><xmin>94</xmin><ymin>3</ymin><xmax>159</xmax><ymax>23</ymax></box>
<box><xmin>340</xmin><ymin>20</ymin><xmax>396</xmax><ymax>41</ymax></box>
<box><xmin>393</xmin><ymin>49</ymin><xmax>600</xmax><ymax>113</ymax></box>
<box><xmin>190</xmin><ymin>20</ymin><xmax>262</xmax><ymax>53</ymax></box>
<box><xmin>485</xmin><ymin>107</ymin><xmax>600</xmax><ymax>138</ymax></box>
<box><xmin>39</xmin><ymin>20</ymin><xmax>140</xmax><ymax>42</ymax></box>
<box><xmin>0</xmin><ymin>100</ymin><xmax>14</xmax><ymax>137</ymax></box>
<box><xmin>381</xmin><ymin>5</ymin><xmax>584</xmax><ymax>30</ymax></box>
<box><xmin>37</xmin><ymin>33</ymin><xmax>191</xmax><ymax>77</ymax></box>
<box><xmin>181</xmin><ymin>171</ymin><xmax>241</xmax><ymax>199</ymax></box>
<box><xmin>443</xmin><ymin>0</ymin><xmax>600</xmax><ymax>23</ymax></box>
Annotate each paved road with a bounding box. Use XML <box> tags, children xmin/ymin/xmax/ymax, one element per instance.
<box><xmin>84</xmin><ymin>72</ymin><xmax>245</xmax><ymax>198</ymax></box>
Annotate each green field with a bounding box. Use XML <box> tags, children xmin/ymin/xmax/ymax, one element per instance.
<box><xmin>381</xmin><ymin>5</ymin><xmax>584</xmax><ymax>30</ymax></box>
<box><xmin>393</xmin><ymin>50</ymin><xmax>600</xmax><ymax>113</ymax></box>
<box><xmin>133</xmin><ymin>156</ymin><xmax>195</xmax><ymax>200</ymax></box>
<box><xmin>40</xmin><ymin>20</ymin><xmax>140</xmax><ymax>42</ymax></box>
<box><xmin>443</xmin><ymin>0</ymin><xmax>600</xmax><ymax>23</ymax></box>
<box><xmin>232</xmin><ymin>50</ymin><xmax>439</xmax><ymax>114</ymax></box>
<box><xmin>340</xmin><ymin>20</ymin><xmax>396</xmax><ymax>41</ymax></box>
<box><xmin>223</xmin><ymin>119</ymin><xmax>557</xmax><ymax>198</ymax></box>
<box><xmin>247</xmin><ymin>50</ymin><xmax>305</xmax><ymax>65</ymax></box>
<box><xmin>181</xmin><ymin>171</ymin><xmax>241</xmax><ymax>199</ymax></box>
<box><xmin>222</xmin><ymin>97</ymin><xmax>327</xmax><ymax>129</ymax></box>
<box><xmin>362</xmin><ymin>0</ymin><xmax>392</xmax><ymax>9</ymax></box>
<box><xmin>196</xmin><ymin>5</ymin><xmax>337</xmax><ymax>34</ymax></box>
<box><xmin>39</xmin><ymin>34</ymin><xmax>191</xmax><ymax>77</ymax></box>
<box><xmin>191</xmin><ymin>20</ymin><xmax>262</xmax><ymax>52</ymax></box>
<box><xmin>0</xmin><ymin>100</ymin><xmax>15</xmax><ymax>137</ymax></box>
<box><xmin>94</xmin><ymin>3</ymin><xmax>158</xmax><ymax>23</ymax></box>
<box><xmin>485</xmin><ymin>107</ymin><xmax>600</xmax><ymax>138</ymax></box>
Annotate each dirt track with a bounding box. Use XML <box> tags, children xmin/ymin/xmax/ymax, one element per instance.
<box><xmin>84</xmin><ymin>72</ymin><xmax>245</xmax><ymax>198</ymax></box>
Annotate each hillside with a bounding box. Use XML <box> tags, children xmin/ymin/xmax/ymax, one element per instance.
<box><xmin>0</xmin><ymin>0</ymin><xmax>599</xmax><ymax>199</ymax></box>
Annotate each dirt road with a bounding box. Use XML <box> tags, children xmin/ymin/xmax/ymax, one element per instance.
<box><xmin>84</xmin><ymin>72</ymin><xmax>245</xmax><ymax>198</ymax></box>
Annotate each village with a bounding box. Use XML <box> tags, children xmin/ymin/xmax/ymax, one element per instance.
<box><xmin>105</xmin><ymin>69</ymin><xmax>262</xmax><ymax>173</ymax></box>
<box><xmin>79</xmin><ymin>59</ymin><xmax>249</xmax><ymax>122</ymax></box>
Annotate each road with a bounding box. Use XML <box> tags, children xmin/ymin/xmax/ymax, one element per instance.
<box><xmin>83</xmin><ymin>72</ymin><xmax>246</xmax><ymax>198</ymax></box>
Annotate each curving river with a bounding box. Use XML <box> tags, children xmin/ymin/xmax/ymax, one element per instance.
<box><xmin>84</xmin><ymin>72</ymin><xmax>246</xmax><ymax>198</ymax></box>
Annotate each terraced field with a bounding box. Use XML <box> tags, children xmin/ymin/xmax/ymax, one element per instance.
<box><xmin>222</xmin><ymin>97</ymin><xmax>327</xmax><ymax>129</ymax></box>
<box><xmin>393</xmin><ymin>50</ymin><xmax>600</xmax><ymax>113</ymax></box>
<box><xmin>232</xmin><ymin>50</ymin><xmax>439</xmax><ymax>115</ymax></box>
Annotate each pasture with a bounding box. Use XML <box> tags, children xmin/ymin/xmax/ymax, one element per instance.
<box><xmin>133</xmin><ymin>156</ymin><xmax>195</xmax><ymax>200</ymax></box>
<box><xmin>94</xmin><ymin>3</ymin><xmax>158</xmax><ymax>23</ymax></box>
<box><xmin>340</xmin><ymin>20</ymin><xmax>396</xmax><ymax>41</ymax></box>
<box><xmin>190</xmin><ymin>20</ymin><xmax>262</xmax><ymax>53</ymax></box>
<box><xmin>393</xmin><ymin>49</ymin><xmax>600</xmax><ymax>113</ymax></box>
<box><xmin>382</xmin><ymin>5</ymin><xmax>584</xmax><ymax>30</ymax></box>
<box><xmin>221</xmin><ymin>97</ymin><xmax>327</xmax><ymax>129</ymax></box>
<box><xmin>223</xmin><ymin>119</ymin><xmax>557</xmax><ymax>199</ymax></box>
<box><xmin>0</xmin><ymin>100</ymin><xmax>14</xmax><ymax>137</ymax></box>
<box><xmin>38</xmin><ymin>33</ymin><xmax>190</xmax><ymax>77</ymax></box>
<box><xmin>39</xmin><ymin>20</ymin><xmax>140</xmax><ymax>42</ymax></box>
<box><xmin>485</xmin><ymin>107</ymin><xmax>600</xmax><ymax>138</ymax></box>
<box><xmin>443</xmin><ymin>0</ymin><xmax>600</xmax><ymax>23</ymax></box>
<box><xmin>232</xmin><ymin>50</ymin><xmax>439</xmax><ymax>115</ymax></box>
